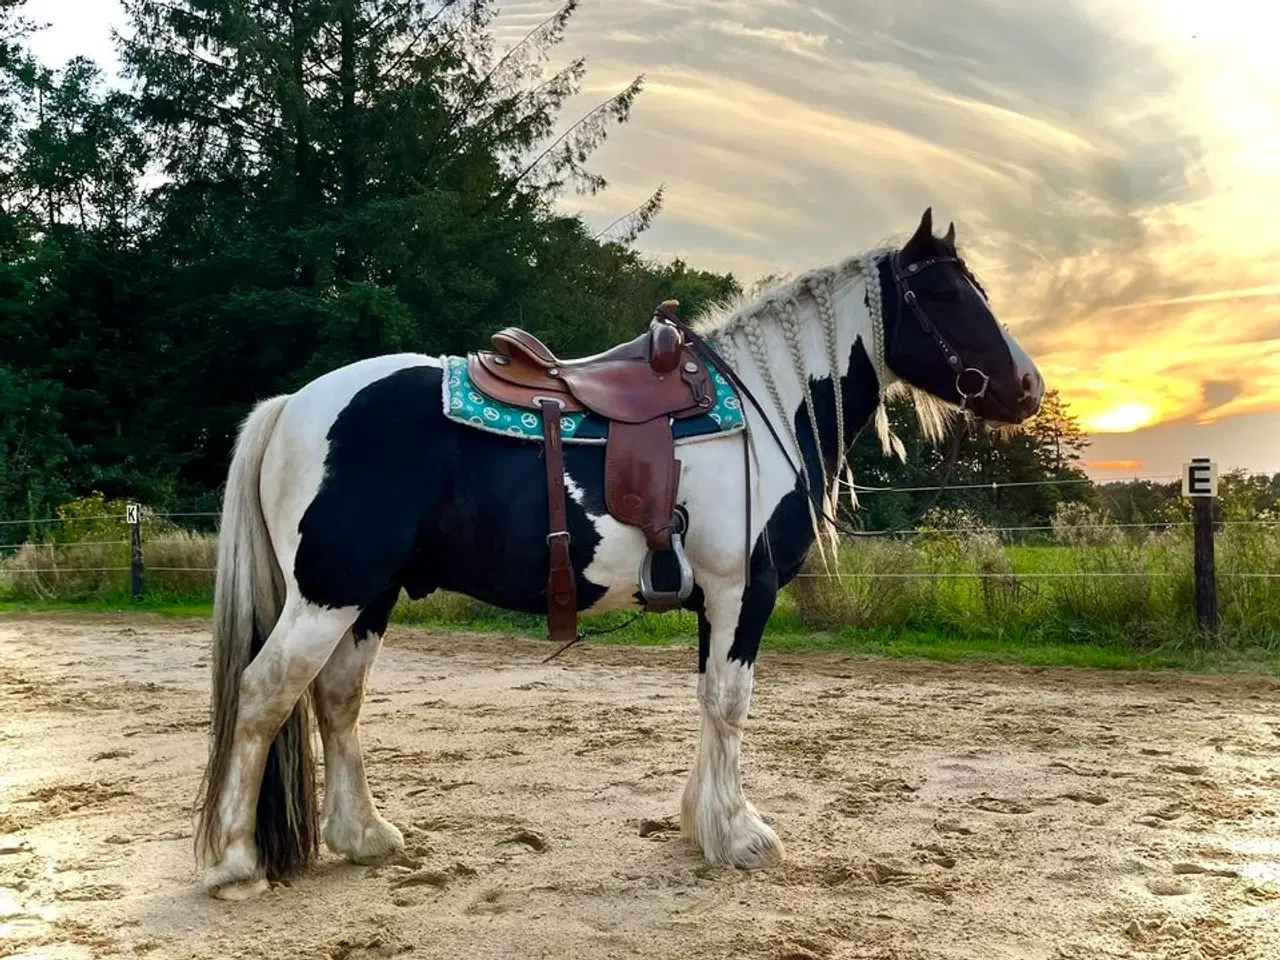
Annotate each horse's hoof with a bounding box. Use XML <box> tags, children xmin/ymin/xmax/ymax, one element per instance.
<box><xmin>324</xmin><ymin>813</ymin><xmax>405</xmax><ymax>864</ymax></box>
<box><xmin>202</xmin><ymin>838</ymin><xmax>264</xmax><ymax>899</ymax></box>
<box><xmin>691</xmin><ymin>801</ymin><xmax>785</xmax><ymax>871</ymax></box>
<box><xmin>210</xmin><ymin>876</ymin><xmax>270</xmax><ymax>901</ymax></box>
<box><xmin>725</xmin><ymin>813</ymin><xmax>784</xmax><ymax>870</ymax></box>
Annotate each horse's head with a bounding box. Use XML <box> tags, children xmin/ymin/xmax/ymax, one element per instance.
<box><xmin>882</xmin><ymin>208</ymin><xmax>1043</xmax><ymax>424</ymax></box>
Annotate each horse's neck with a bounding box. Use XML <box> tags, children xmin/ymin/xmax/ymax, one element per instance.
<box><xmin>709</xmin><ymin>262</ymin><xmax>885</xmax><ymax>470</ymax></box>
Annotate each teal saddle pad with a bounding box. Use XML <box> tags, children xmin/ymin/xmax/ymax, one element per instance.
<box><xmin>440</xmin><ymin>355</ymin><xmax>745</xmax><ymax>444</ymax></box>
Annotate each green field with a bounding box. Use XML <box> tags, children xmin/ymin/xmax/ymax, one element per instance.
<box><xmin>4</xmin><ymin>518</ymin><xmax>1278</xmax><ymax>676</ymax></box>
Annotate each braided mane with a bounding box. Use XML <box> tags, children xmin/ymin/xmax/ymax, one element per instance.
<box><xmin>688</xmin><ymin>247</ymin><xmax>956</xmax><ymax>558</ymax></box>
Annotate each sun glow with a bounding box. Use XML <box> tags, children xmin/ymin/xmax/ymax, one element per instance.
<box><xmin>1086</xmin><ymin>402</ymin><xmax>1158</xmax><ymax>434</ymax></box>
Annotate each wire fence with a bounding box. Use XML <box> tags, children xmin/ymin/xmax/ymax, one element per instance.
<box><xmin>0</xmin><ymin>473</ymin><xmax>1276</xmax><ymax>622</ymax></box>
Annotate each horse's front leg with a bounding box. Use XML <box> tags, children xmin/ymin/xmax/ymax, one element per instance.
<box><xmin>680</xmin><ymin>570</ymin><xmax>784</xmax><ymax>869</ymax></box>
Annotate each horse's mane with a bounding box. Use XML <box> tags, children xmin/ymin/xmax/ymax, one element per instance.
<box><xmin>689</xmin><ymin>246</ymin><xmax>955</xmax><ymax>452</ymax></box>
<box><xmin>689</xmin><ymin>252</ymin><xmax>874</xmax><ymax>339</ymax></box>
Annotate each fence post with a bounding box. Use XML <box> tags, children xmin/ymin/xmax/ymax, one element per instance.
<box><xmin>1181</xmin><ymin>457</ymin><xmax>1219</xmax><ymax>631</ymax></box>
<box><xmin>127</xmin><ymin>503</ymin><xmax>144</xmax><ymax>601</ymax></box>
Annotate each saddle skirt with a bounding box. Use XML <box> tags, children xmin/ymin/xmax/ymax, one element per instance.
<box><xmin>440</xmin><ymin>356</ymin><xmax>745</xmax><ymax>444</ymax></box>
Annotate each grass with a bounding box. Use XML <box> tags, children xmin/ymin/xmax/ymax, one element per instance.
<box><xmin>3</xmin><ymin>584</ymin><xmax>1276</xmax><ymax>677</ymax></box>
<box><xmin>2</xmin><ymin>512</ymin><xmax>1277</xmax><ymax>676</ymax></box>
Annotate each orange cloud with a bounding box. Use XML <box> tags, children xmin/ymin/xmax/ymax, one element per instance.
<box><xmin>1087</xmin><ymin>459</ymin><xmax>1146</xmax><ymax>472</ymax></box>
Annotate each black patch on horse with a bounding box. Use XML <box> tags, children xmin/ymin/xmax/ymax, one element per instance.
<box><xmin>720</xmin><ymin>338</ymin><xmax>883</xmax><ymax>667</ymax></box>
<box><xmin>294</xmin><ymin>364</ymin><xmax>610</xmax><ymax>627</ymax></box>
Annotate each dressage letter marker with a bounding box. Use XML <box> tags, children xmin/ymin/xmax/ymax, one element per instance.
<box><xmin>1181</xmin><ymin>458</ymin><xmax>1219</xmax><ymax>630</ymax></box>
<box><xmin>1181</xmin><ymin>457</ymin><xmax>1217</xmax><ymax>497</ymax></box>
<box><xmin>127</xmin><ymin>503</ymin><xmax>144</xmax><ymax>600</ymax></box>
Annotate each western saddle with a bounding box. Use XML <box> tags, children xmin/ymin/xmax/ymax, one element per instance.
<box><xmin>468</xmin><ymin>301</ymin><xmax>716</xmax><ymax>645</ymax></box>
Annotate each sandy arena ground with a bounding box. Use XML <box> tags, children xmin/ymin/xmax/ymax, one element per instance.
<box><xmin>2</xmin><ymin>613</ymin><xmax>1280</xmax><ymax>960</ymax></box>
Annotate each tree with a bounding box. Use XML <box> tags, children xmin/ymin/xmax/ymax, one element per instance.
<box><xmin>1024</xmin><ymin>389</ymin><xmax>1089</xmax><ymax>473</ymax></box>
<box><xmin>108</xmin><ymin>0</ymin><xmax>711</xmax><ymax>496</ymax></box>
<box><xmin>844</xmin><ymin>388</ymin><xmax>1095</xmax><ymax>531</ymax></box>
<box><xmin>15</xmin><ymin>57</ymin><xmax>146</xmax><ymax>233</ymax></box>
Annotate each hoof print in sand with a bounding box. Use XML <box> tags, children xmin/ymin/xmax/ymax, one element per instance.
<box><xmin>498</xmin><ymin>829</ymin><xmax>547</xmax><ymax>853</ymax></box>
<box><xmin>968</xmin><ymin>795</ymin><xmax>1032</xmax><ymax>815</ymax></box>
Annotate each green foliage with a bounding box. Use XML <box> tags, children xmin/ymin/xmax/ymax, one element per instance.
<box><xmin>0</xmin><ymin>0</ymin><xmax>738</xmax><ymax>518</ymax></box>
<box><xmin>846</xmin><ymin>388</ymin><xmax>1096</xmax><ymax>532</ymax></box>
<box><xmin>40</xmin><ymin>491</ymin><xmax>177</xmax><ymax>543</ymax></box>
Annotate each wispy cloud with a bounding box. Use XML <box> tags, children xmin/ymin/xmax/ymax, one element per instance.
<box><xmin>29</xmin><ymin>0</ymin><xmax>1279</xmax><ymax>471</ymax></box>
<box><xmin>703</xmin><ymin>21</ymin><xmax>833</xmax><ymax>63</ymax></box>
<box><xmin>494</xmin><ymin>0</ymin><xmax>1280</xmax><ymax>449</ymax></box>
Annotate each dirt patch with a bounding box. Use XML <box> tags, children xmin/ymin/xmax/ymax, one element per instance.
<box><xmin>2</xmin><ymin>612</ymin><xmax>1280</xmax><ymax>959</ymax></box>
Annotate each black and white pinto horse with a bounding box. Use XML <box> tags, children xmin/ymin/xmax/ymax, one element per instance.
<box><xmin>194</xmin><ymin>209</ymin><xmax>1044</xmax><ymax>899</ymax></box>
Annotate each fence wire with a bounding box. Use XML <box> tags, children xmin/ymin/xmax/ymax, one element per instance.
<box><xmin>5</xmin><ymin>521</ymin><xmax>1275</xmax><ymax>552</ymax></box>
<box><xmin>0</xmin><ymin>540</ymin><xmax>129</xmax><ymax>551</ymax></box>
<box><xmin>793</xmin><ymin>571</ymin><xmax>1280</xmax><ymax>580</ymax></box>
<box><xmin>2</xmin><ymin>472</ymin><xmax>1277</xmax><ymax>598</ymax></box>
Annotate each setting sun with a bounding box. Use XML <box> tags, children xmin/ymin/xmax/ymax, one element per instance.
<box><xmin>1086</xmin><ymin>402</ymin><xmax>1158</xmax><ymax>434</ymax></box>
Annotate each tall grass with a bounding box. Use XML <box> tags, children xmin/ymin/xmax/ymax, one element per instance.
<box><xmin>1</xmin><ymin>529</ymin><xmax>217</xmax><ymax>600</ymax></box>
<box><xmin>3</xmin><ymin>495</ymin><xmax>1277</xmax><ymax>653</ymax></box>
<box><xmin>788</xmin><ymin>519</ymin><xmax>1280</xmax><ymax>650</ymax></box>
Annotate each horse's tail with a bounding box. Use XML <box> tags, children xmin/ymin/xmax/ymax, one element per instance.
<box><xmin>195</xmin><ymin>394</ymin><xmax>318</xmax><ymax>881</ymax></box>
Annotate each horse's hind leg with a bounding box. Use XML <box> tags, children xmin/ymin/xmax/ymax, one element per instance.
<box><xmin>313</xmin><ymin>619</ymin><xmax>404</xmax><ymax>863</ymax></box>
<box><xmin>204</xmin><ymin>596</ymin><xmax>355</xmax><ymax>899</ymax></box>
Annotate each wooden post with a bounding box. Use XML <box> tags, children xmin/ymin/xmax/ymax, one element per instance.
<box><xmin>1182</xmin><ymin>457</ymin><xmax>1219</xmax><ymax>631</ymax></box>
<box><xmin>1192</xmin><ymin>497</ymin><xmax>1218</xmax><ymax>630</ymax></box>
<box><xmin>127</xmin><ymin>503</ymin><xmax>144</xmax><ymax>601</ymax></box>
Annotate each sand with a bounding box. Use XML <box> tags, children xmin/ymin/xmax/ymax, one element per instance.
<box><xmin>2</xmin><ymin>612</ymin><xmax>1279</xmax><ymax>960</ymax></box>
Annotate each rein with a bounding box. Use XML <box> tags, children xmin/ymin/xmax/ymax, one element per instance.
<box><xmin>541</xmin><ymin>248</ymin><xmax>989</xmax><ymax>661</ymax></box>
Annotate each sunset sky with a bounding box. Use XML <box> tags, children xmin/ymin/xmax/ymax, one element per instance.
<box><xmin>31</xmin><ymin>0</ymin><xmax>1280</xmax><ymax>479</ymax></box>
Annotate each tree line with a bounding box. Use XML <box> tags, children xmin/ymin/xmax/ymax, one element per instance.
<box><xmin>0</xmin><ymin>0</ymin><xmax>738</xmax><ymax>521</ymax></box>
<box><xmin>3</xmin><ymin>0</ymin><xmax>1267</xmax><ymax>533</ymax></box>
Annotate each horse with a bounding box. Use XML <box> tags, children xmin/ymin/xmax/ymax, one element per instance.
<box><xmin>193</xmin><ymin>207</ymin><xmax>1044</xmax><ymax>900</ymax></box>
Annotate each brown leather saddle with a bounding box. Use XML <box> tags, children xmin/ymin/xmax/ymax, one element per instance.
<box><xmin>468</xmin><ymin>301</ymin><xmax>715</xmax><ymax>644</ymax></box>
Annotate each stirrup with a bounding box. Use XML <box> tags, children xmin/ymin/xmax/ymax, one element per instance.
<box><xmin>638</xmin><ymin>515</ymin><xmax>694</xmax><ymax>613</ymax></box>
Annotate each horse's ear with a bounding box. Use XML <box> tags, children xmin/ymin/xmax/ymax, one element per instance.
<box><xmin>905</xmin><ymin>207</ymin><xmax>933</xmax><ymax>253</ymax></box>
<box><xmin>944</xmin><ymin>220</ymin><xmax>956</xmax><ymax>247</ymax></box>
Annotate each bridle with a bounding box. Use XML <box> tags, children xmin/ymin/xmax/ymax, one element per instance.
<box><xmin>889</xmin><ymin>248</ymin><xmax>991</xmax><ymax>408</ymax></box>
<box><xmin>670</xmin><ymin>247</ymin><xmax>992</xmax><ymax>541</ymax></box>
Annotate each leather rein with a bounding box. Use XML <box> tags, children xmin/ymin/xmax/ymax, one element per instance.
<box><xmin>668</xmin><ymin>248</ymin><xmax>992</xmax><ymax>541</ymax></box>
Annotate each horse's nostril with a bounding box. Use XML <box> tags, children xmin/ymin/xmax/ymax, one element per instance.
<box><xmin>1021</xmin><ymin>373</ymin><xmax>1034</xmax><ymax>393</ymax></box>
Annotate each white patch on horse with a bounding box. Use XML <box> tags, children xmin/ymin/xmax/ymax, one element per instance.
<box><xmin>1001</xmin><ymin>323</ymin><xmax>1045</xmax><ymax>407</ymax></box>
<box><xmin>565</xmin><ymin>468</ymin><xmax>649</xmax><ymax>613</ymax></box>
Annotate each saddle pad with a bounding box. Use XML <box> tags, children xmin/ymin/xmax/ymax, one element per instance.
<box><xmin>440</xmin><ymin>354</ymin><xmax>745</xmax><ymax>444</ymax></box>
